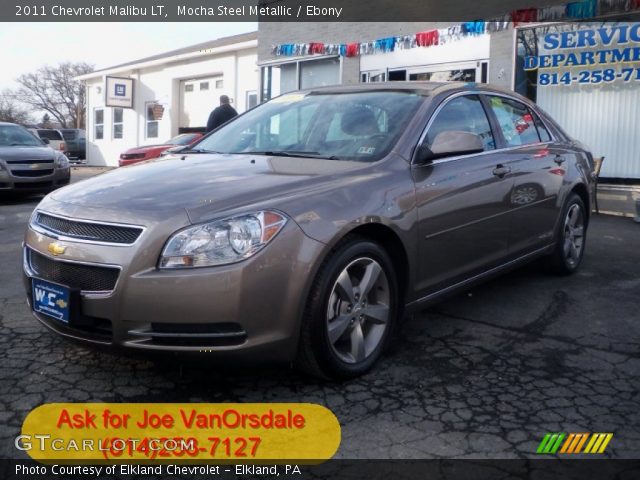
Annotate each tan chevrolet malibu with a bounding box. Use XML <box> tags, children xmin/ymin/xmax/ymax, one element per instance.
<box><xmin>23</xmin><ymin>83</ymin><xmax>594</xmax><ymax>379</ymax></box>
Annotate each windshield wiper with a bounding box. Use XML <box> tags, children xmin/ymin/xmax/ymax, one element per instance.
<box><xmin>179</xmin><ymin>148</ymin><xmax>223</xmax><ymax>154</ymax></box>
<box><xmin>10</xmin><ymin>143</ymin><xmax>37</xmax><ymax>146</ymax></box>
<box><xmin>238</xmin><ymin>150</ymin><xmax>340</xmax><ymax>160</ymax></box>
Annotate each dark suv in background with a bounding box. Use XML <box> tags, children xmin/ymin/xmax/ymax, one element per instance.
<box><xmin>60</xmin><ymin>129</ymin><xmax>86</xmax><ymax>162</ymax></box>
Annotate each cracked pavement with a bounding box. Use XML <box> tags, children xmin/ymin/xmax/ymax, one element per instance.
<box><xmin>1</xmin><ymin>171</ymin><xmax>639</xmax><ymax>460</ymax></box>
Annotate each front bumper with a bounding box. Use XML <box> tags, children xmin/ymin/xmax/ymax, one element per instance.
<box><xmin>23</xmin><ymin>211</ymin><xmax>325</xmax><ymax>362</ymax></box>
<box><xmin>0</xmin><ymin>166</ymin><xmax>70</xmax><ymax>192</ymax></box>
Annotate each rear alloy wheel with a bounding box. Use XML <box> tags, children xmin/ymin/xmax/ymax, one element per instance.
<box><xmin>547</xmin><ymin>193</ymin><xmax>587</xmax><ymax>275</ymax></box>
<box><xmin>296</xmin><ymin>237</ymin><xmax>399</xmax><ymax>379</ymax></box>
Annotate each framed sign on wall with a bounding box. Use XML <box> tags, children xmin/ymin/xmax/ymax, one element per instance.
<box><xmin>105</xmin><ymin>76</ymin><xmax>134</xmax><ymax>108</ymax></box>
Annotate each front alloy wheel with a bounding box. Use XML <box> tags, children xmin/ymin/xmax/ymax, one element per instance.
<box><xmin>326</xmin><ymin>257</ymin><xmax>390</xmax><ymax>364</ymax></box>
<box><xmin>296</xmin><ymin>237</ymin><xmax>399</xmax><ymax>379</ymax></box>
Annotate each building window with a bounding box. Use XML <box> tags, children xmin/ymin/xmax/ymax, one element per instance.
<box><xmin>112</xmin><ymin>108</ymin><xmax>123</xmax><ymax>139</ymax></box>
<box><xmin>185</xmin><ymin>84</ymin><xmax>194</xmax><ymax>92</ymax></box>
<box><xmin>246</xmin><ymin>91</ymin><xmax>258</xmax><ymax>110</ymax></box>
<box><xmin>215</xmin><ymin>79</ymin><xmax>223</xmax><ymax>89</ymax></box>
<box><xmin>260</xmin><ymin>58</ymin><xmax>340</xmax><ymax>102</ymax></box>
<box><xmin>146</xmin><ymin>102</ymin><xmax>159</xmax><ymax>138</ymax></box>
<box><xmin>94</xmin><ymin>108</ymin><xmax>104</xmax><ymax>140</ymax></box>
<box><xmin>200</xmin><ymin>81</ymin><xmax>209</xmax><ymax>91</ymax></box>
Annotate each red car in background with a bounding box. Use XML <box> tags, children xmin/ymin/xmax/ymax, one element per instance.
<box><xmin>118</xmin><ymin>133</ymin><xmax>203</xmax><ymax>166</ymax></box>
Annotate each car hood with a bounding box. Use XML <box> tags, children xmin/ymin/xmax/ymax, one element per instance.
<box><xmin>50</xmin><ymin>153</ymin><xmax>367</xmax><ymax>221</ymax></box>
<box><xmin>0</xmin><ymin>145</ymin><xmax>56</xmax><ymax>161</ymax></box>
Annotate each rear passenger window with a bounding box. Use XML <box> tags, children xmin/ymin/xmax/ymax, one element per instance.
<box><xmin>532</xmin><ymin>113</ymin><xmax>552</xmax><ymax>142</ymax></box>
<box><xmin>426</xmin><ymin>95</ymin><xmax>495</xmax><ymax>151</ymax></box>
<box><xmin>487</xmin><ymin>96</ymin><xmax>541</xmax><ymax>147</ymax></box>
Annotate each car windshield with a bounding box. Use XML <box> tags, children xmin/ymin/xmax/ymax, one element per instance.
<box><xmin>0</xmin><ymin>125</ymin><xmax>43</xmax><ymax>147</ymax></box>
<box><xmin>195</xmin><ymin>91</ymin><xmax>425</xmax><ymax>161</ymax></box>
<box><xmin>167</xmin><ymin>134</ymin><xmax>198</xmax><ymax>145</ymax></box>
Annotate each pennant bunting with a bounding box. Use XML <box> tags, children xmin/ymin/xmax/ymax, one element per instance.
<box><xmin>270</xmin><ymin>0</ymin><xmax>640</xmax><ymax>59</ymax></box>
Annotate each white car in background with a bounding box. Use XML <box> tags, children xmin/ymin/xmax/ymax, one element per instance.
<box><xmin>29</xmin><ymin>129</ymin><xmax>66</xmax><ymax>153</ymax></box>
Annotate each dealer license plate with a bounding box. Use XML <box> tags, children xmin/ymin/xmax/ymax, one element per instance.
<box><xmin>32</xmin><ymin>278</ymin><xmax>71</xmax><ymax>323</ymax></box>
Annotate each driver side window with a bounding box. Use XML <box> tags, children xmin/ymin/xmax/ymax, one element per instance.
<box><xmin>426</xmin><ymin>95</ymin><xmax>495</xmax><ymax>151</ymax></box>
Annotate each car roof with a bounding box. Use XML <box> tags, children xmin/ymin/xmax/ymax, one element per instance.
<box><xmin>296</xmin><ymin>81</ymin><xmax>519</xmax><ymax>98</ymax></box>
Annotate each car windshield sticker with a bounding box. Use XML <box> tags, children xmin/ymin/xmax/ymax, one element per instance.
<box><xmin>270</xmin><ymin>93</ymin><xmax>307</xmax><ymax>104</ymax></box>
<box><xmin>358</xmin><ymin>146</ymin><xmax>376</xmax><ymax>154</ymax></box>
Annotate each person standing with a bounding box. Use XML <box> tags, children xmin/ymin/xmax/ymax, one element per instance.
<box><xmin>206</xmin><ymin>95</ymin><xmax>238</xmax><ymax>132</ymax></box>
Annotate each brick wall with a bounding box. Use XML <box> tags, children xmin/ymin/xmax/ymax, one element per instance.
<box><xmin>258</xmin><ymin>0</ymin><xmax>570</xmax><ymax>88</ymax></box>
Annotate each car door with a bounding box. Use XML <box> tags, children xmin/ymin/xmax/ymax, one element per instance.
<box><xmin>412</xmin><ymin>94</ymin><xmax>514</xmax><ymax>294</ymax></box>
<box><xmin>483</xmin><ymin>95</ymin><xmax>563</xmax><ymax>256</ymax></box>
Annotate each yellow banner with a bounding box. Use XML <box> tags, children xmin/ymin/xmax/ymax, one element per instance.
<box><xmin>20</xmin><ymin>403</ymin><xmax>341</xmax><ymax>462</ymax></box>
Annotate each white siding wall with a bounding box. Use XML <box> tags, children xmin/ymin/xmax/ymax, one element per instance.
<box><xmin>85</xmin><ymin>47</ymin><xmax>258</xmax><ymax>167</ymax></box>
<box><xmin>538</xmin><ymin>82</ymin><xmax>640</xmax><ymax>178</ymax></box>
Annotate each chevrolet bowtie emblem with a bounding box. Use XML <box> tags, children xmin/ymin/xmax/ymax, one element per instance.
<box><xmin>29</xmin><ymin>164</ymin><xmax>39</xmax><ymax>169</ymax></box>
<box><xmin>47</xmin><ymin>242</ymin><xmax>66</xmax><ymax>256</ymax></box>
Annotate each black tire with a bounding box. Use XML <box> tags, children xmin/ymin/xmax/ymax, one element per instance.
<box><xmin>296</xmin><ymin>236</ymin><xmax>399</xmax><ymax>380</ymax></box>
<box><xmin>546</xmin><ymin>193</ymin><xmax>588</xmax><ymax>275</ymax></box>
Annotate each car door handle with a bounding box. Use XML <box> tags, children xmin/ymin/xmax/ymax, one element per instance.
<box><xmin>554</xmin><ymin>155</ymin><xmax>566</xmax><ymax>165</ymax></box>
<box><xmin>492</xmin><ymin>165</ymin><xmax>511</xmax><ymax>177</ymax></box>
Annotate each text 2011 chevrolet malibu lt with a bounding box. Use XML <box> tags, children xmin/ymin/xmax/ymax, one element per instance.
<box><xmin>23</xmin><ymin>83</ymin><xmax>594</xmax><ymax>378</ymax></box>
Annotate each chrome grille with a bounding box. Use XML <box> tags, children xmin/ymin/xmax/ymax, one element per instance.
<box><xmin>28</xmin><ymin>248</ymin><xmax>120</xmax><ymax>292</ymax></box>
<box><xmin>35</xmin><ymin>212</ymin><xmax>143</xmax><ymax>245</ymax></box>
<box><xmin>12</xmin><ymin>169</ymin><xmax>54</xmax><ymax>178</ymax></box>
<box><xmin>6</xmin><ymin>159</ymin><xmax>54</xmax><ymax>164</ymax></box>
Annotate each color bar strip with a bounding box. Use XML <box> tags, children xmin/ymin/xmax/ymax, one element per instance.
<box><xmin>597</xmin><ymin>433</ymin><xmax>613</xmax><ymax>454</ymax></box>
<box><xmin>537</xmin><ymin>433</ymin><xmax>553</xmax><ymax>454</ymax></box>
<box><xmin>543</xmin><ymin>434</ymin><xmax>559</xmax><ymax>454</ymax></box>
<box><xmin>573</xmin><ymin>433</ymin><xmax>589</xmax><ymax>453</ymax></box>
<box><xmin>567</xmin><ymin>433</ymin><xmax>583</xmax><ymax>453</ymax></box>
<box><xmin>584</xmin><ymin>433</ymin><xmax>599</xmax><ymax>453</ymax></box>
<box><xmin>549</xmin><ymin>433</ymin><xmax>566</xmax><ymax>454</ymax></box>
<box><xmin>590</xmin><ymin>433</ymin><xmax>607</xmax><ymax>453</ymax></box>
<box><xmin>560</xmin><ymin>433</ymin><xmax>575</xmax><ymax>454</ymax></box>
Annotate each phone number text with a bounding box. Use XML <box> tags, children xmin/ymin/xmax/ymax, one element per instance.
<box><xmin>539</xmin><ymin>67</ymin><xmax>640</xmax><ymax>86</ymax></box>
<box><xmin>100</xmin><ymin>436</ymin><xmax>262</xmax><ymax>460</ymax></box>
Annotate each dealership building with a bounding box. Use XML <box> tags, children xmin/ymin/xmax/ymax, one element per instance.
<box><xmin>258</xmin><ymin>4</ymin><xmax>640</xmax><ymax>180</ymax></box>
<box><xmin>78</xmin><ymin>31</ymin><xmax>258</xmax><ymax>166</ymax></box>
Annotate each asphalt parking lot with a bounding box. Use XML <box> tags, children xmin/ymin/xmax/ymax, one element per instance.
<box><xmin>0</xmin><ymin>169</ymin><xmax>638</xmax><ymax>459</ymax></box>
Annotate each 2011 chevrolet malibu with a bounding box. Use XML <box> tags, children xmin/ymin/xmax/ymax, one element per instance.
<box><xmin>23</xmin><ymin>83</ymin><xmax>594</xmax><ymax>379</ymax></box>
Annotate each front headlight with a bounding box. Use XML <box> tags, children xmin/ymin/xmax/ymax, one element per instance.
<box><xmin>55</xmin><ymin>154</ymin><xmax>69</xmax><ymax>168</ymax></box>
<box><xmin>159</xmin><ymin>211</ymin><xmax>287</xmax><ymax>269</ymax></box>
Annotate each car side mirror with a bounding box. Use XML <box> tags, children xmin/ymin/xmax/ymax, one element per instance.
<box><xmin>41</xmin><ymin>138</ymin><xmax>50</xmax><ymax>145</ymax></box>
<box><xmin>415</xmin><ymin>131</ymin><xmax>484</xmax><ymax>164</ymax></box>
<box><xmin>414</xmin><ymin>144</ymin><xmax>435</xmax><ymax>165</ymax></box>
